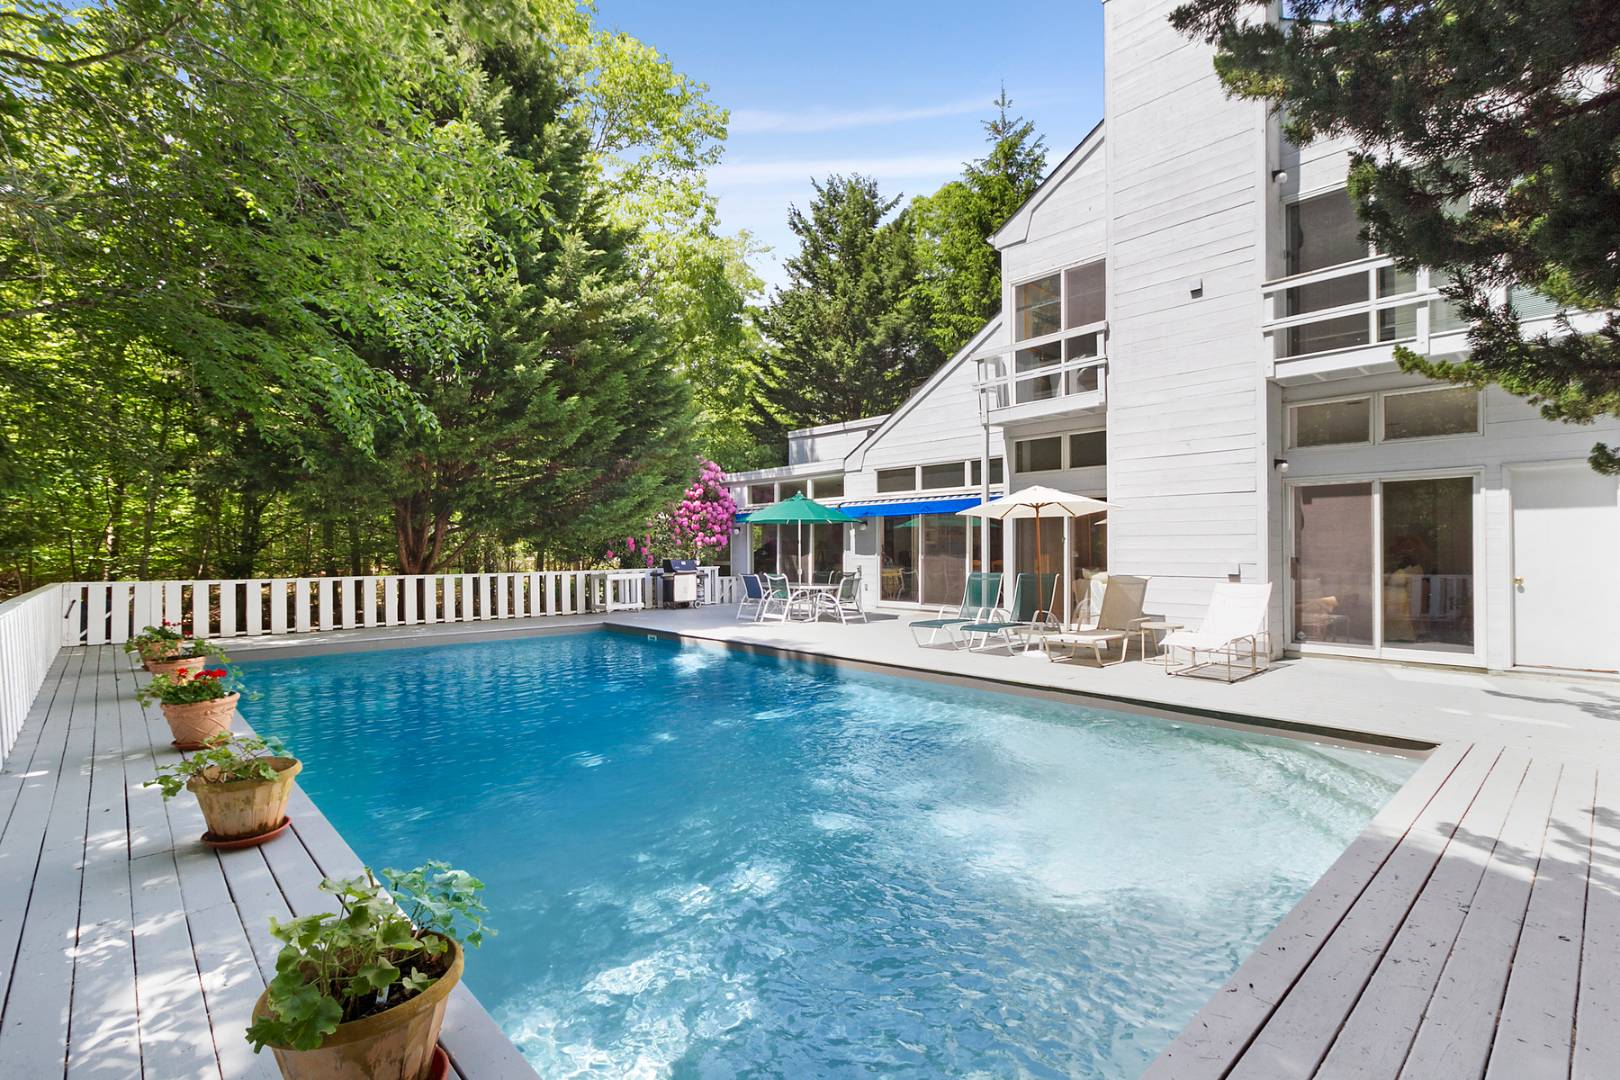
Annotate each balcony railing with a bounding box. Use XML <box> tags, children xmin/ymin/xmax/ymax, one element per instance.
<box><xmin>1262</xmin><ymin>256</ymin><xmax>1471</xmax><ymax>364</ymax></box>
<box><xmin>975</xmin><ymin>323</ymin><xmax>1107</xmax><ymax>411</ymax></box>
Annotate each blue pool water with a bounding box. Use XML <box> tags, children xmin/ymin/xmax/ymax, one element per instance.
<box><xmin>241</xmin><ymin>632</ymin><xmax>1415</xmax><ymax>1078</ymax></box>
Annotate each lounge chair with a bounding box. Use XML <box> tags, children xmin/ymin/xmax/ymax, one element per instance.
<box><xmin>908</xmin><ymin>572</ymin><xmax>1002</xmax><ymax>647</ymax></box>
<box><xmin>825</xmin><ymin>573</ymin><xmax>867</xmax><ymax>624</ymax></box>
<box><xmin>1047</xmin><ymin>575</ymin><xmax>1149</xmax><ymax>665</ymax></box>
<box><xmin>1162</xmin><ymin>582</ymin><xmax>1273</xmax><ymax>682</ymax></box>
<box><xmin>958</xmin><ymin>572</ymin><xmax>1061</xmax><ymax>653</ymax></box>
<box><xmin>736</xmin><ymin>574</ymin><xmax>766</xmax><ymax>622</ymax></box>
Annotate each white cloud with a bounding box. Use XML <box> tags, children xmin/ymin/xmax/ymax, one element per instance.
<box><xmin>710</xmin><ymin>153</ymin><xmax>969</xmax><ymax>188</ymax></box>
<box><xmin>729</xmin><ymin>97</ymin><xmax>991</xmax><ymax>135</ymax></box>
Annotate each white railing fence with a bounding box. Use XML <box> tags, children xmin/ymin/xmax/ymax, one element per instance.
<box><xmin>63</xmin><ymin>568</ymin><xmax>740</xmax><ymax>646</ymax></box>
<box><xmin>0</xmin><ymin>583</ymin><xmax>66</xmax><ymax>768</ymax></box>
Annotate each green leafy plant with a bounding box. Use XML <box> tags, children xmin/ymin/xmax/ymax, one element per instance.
<box><xmin>245</xmin><ymin>863</ymin><xmax>492</xmax><ymax>1053</ymax></box>
<box><xmin>137</xmin><ymin>667</ymin><xmax>241</xmax><ymax>707</ymax></box>
<box><xmin>124</xmin><ymin>621</ymin><xmax>184</xmax><ymax>658</ymax></box>
<box><xmin>144</xmin><ymin>733</ymin><xmax>292</xmax><ymax>799</ymax></box>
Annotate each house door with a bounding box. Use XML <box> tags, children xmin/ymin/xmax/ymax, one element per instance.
<box><xmin>1511</xmin><ymin>462</ymin><xmax>1620</xmax><ymax>672</ymax></box>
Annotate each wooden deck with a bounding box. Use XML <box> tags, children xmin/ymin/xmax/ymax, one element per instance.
<box><xmin>1145</xmin><ymin>741</ymin><xmax>1619</xmax><ymax>1079</ymax></box>
<box><xmin>0</xmin><ymin>647</ymin><xmax>538</xmax><ymax>1079</ymax></box>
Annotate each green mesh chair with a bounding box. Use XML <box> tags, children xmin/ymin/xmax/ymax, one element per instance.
<box><xmin>908</xmin><ymin>572</ymin><xmax>1002</xmax><ymax>648</ymax></box>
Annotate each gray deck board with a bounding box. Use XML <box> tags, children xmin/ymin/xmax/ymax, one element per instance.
<box><xmin>1573</xmin><ymin>764</ymin><xmax>1620</xmax><ymax>1080</ymax></box>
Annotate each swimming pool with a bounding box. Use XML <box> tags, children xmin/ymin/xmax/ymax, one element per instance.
<box><xmin>241</xmin><ymin>631</ymin><xmax>1416</xmax><ymax>1078</ymax></box>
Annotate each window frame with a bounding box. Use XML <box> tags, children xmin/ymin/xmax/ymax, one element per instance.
<box><xmin>1013</xmin><ymin>435</ymin><xmax>1064</xmax><ymax>474</ymax></box>
<box><xmin>1287</xmin><ymin>386</ymin><xmax>1484</xmax><ymax>450</ymax></box>
<box><xmin>1379</xmin><ymin>385</ymin><xmax>1484</xmax><ymax>443</ymax></box>
<box><xmin>1287</xmin><ymin>394</ymin><xmax>1374</xmax><ymax>450</ymax></box>
<box><xmin>876</xmin><ymin>467</ymin><xmax>917</xmax><ymax>493</ymax></box>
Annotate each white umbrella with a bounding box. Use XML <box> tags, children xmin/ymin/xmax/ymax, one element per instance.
<box><xmin>958</xmin><ymin>486</ymin><xmax>1115</xmax><ymax>617</ymax></box>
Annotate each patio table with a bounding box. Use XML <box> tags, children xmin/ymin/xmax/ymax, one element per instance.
<box><xmin>787</xmin><ymin>582</ymin><xmax>840</xmax><ymax>621</ymax></box>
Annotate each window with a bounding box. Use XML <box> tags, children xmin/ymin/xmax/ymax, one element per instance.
<box><xmin>1064</xmin><ymin>262</ymin><xmax>1106</xmax><ymax>327</ymax></box>
<box><xmin>1509</xmin><ymin>284</ymin><xmax>1561</xmax><ymax>319</ymax></box>
<box><xmin>777</xmin><ymin>479</ymin><xmax>806</xmax><ymax>499</ymax></box>
<box><xmin>1069</xmin><ymin>430</ymin><xmax>1107</xmax><ymax>468</ymax></box>
<box><xmin>811</xmin><ymin>474</ymin><xmax>843</xmax><ymax>499</ymax></box>
<box><xmin>969</xmin><ymin>457</ymin><xmax>1005</xmax><ymax>486</ymax></box>
<box><xmin>1290</xmin><ymin>398</ymin><xmax>1371</xmax><ymax>448</ymax></box>
<box><xmin>1015</xmin><ymin>436</ymin><xmax>1062</xmax><ymax>473</ymax></box>
<box><xmin>920</xmin><ymin>462</ymin><xmax>966</xmax><ymax>490</ymax></box>
<box><xmin>1286</xmin><ymin>189</ymin><xmax>1367</xmax><ymax>275</ymax></box>
<box><xmin>1014</xmin><ymin>340</ymin><xmax>1063</xmax><ymax>403</ymax></box>
<box><xmin>1015</xmin><ymin>274</ymin><xmax>1061</xmax><ymax>339</ymax></box>
<box><xmin>747</xmin><ymin>483</ymin><xmax>774</xmax><ymax>505</ymax></box>
<box><xmin>877</xmin><ymin>467</ymin><xmax>915</xmax><ymax>493</ymax></box>
<box><xmin>1382</xmin><ymin>387</ymin><xmax>1479</xmax><ymax>441</ymax></box>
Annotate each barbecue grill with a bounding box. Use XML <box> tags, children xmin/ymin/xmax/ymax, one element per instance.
<box><xmin>660</xmin><ymin>558</ymin><xmax>699</xmax><ymax>607</ymax></box>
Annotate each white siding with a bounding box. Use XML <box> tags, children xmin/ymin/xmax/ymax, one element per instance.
<box><xmin>1102</xmin><ymin>0</ymin><xmax>1271</xmax><ymax>627</ymax></box>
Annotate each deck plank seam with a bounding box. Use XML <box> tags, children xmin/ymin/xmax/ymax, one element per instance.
<box><xmin>1211</xmin><ymin>743</ymin><xmax>1489</xmax><ymax>1079</ymax></box>
<box><xmin>112</xmin><ymin>647</ymin><xmax>150</xmax><ymax>1080</ymax></box>
<box><xmin>61</xmin><ymin>647</ymin><xmax>102</xmax><ymax>1080</ymax></box>
<box><xmin>1567</xmin><ymin>767</ymin><xmax>1599</xmax><ymax>1080</ymax></box>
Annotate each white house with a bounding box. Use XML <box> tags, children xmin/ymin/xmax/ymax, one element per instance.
<box><xmin>727</xmin><ymin>0</ymin><xmax>1620</xmax><ymax>675</ymax></box>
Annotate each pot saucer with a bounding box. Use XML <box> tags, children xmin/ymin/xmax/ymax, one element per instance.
<box><xmin>201</xmin><ymin>816</ymin><xmax>292</xmax><ymax>850</ymax></box>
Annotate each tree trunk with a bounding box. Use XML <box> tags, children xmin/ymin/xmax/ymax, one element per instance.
<box><xmin>348</xmin><ymin>517</ymin><xmax>362</xmax><ymax>576</ymax></box>
<box><xmin>136</xmin><ymin>399</ymin><xmax>173</xmax><ymax>578</ymax></box>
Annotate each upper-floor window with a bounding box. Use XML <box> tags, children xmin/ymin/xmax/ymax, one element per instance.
<box><xmin>811</xmin><ymin>475</ymin><xmax>843</xmax><ymax>499</ymax></box>
<box><xmin>777</xmin><ymin>479</ymin><xmax>806</xmax><ymax>499</ymax></box>
<box><xmin>920</xmin><ymin>462</ymin><xmax>966</xmax><ymax>490</ymax></box>
<box><xmin>877</xmin><ymin>467</ymin><xmax>914</xmax><ymax>493</ymax></box>
<box><xmin>997</xmin><ymin>260</ymin><xmax>1109</xmax><ymax>406</ymax></box>
<box><xmin>747</xmin><ymin>483</ymin><xmax>774</xmax><ymax>505</ymax></box>
<box><xmin>1286</xmin><ymin>189</ymin><xmax>1367</xmax><ymax>276</ymax></box>
<box><xmin>969</xmin><ymin>457</ymin><xmax>1005</xmax><ymax>486</ymax></box>
<box><xmin>1015</xmin><ymin>274</ymin><xmax>1062</xmax><ymax>339</ymax></box>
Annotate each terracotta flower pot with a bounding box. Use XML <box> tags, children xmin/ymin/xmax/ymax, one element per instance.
<box><xmin>140</xmin><ymin>639</ymin><xmax>184</xmax><ymax>669</ymax></box>
<box><xmin>148</xmin><ymin>654</ymin><xmax>207</xmax><ymax>680</ymax></box>
<box><xmin>188</xmin><ymin>757</ymin><xmax>302</xmax><ymax>843</ymax></box>
<box><xmin>253</xmin><ymin>938</ymin><xmax>462</xmax><ymax>1080</ymax></box>
<box><xmin>161</xmin><ymin>693</ymin><xmax>239</xmax><ymax>750</ymax></box>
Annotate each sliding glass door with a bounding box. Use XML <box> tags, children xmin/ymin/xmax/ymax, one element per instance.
<box><xmin>919</xmin><ymin>514</ymin><xmax>968</xmax><ymax>607</ymax></box>
<box><xmin>1290</xmin><ymin>475</ymin><xmax>1476</xmax><ymax>658</ymax></box>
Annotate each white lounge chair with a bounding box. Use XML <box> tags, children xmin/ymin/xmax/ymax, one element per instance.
<box><xmin>1162</xmin><ymin>582</ymin><xmax>1273</xmax><ymax>682</ymax></box>
<box><xmin>1047</xmin><ymin>575</ymin><xmax>1149</xmax><ymax>665</ymax></box>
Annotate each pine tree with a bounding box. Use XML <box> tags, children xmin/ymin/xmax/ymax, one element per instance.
<box><xmin>910</xmin><ymin>89</ymin><xmax>1048</xmax><ymax>356</ymax></box>
<box><xmin>755</xmin><ymin>175</ymin><xmax>943</xmax><ymax>427</ymax></box>
<box><xmin>1170</xmin><ymin>0</ymin><xmax>1620</xmax><ymax>472</ymax></box>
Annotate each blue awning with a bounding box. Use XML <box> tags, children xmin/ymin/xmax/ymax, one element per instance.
<box><xmin>838</xmin><ymin>497</ymin><xmax>982</xmax><ymax>519</ymax></box>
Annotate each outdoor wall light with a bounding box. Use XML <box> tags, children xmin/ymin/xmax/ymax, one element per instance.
<box><xmin>1273</xmin><ymin>458</ymin><xmax>1290</xmax><ymax>473</ymax></box>
<box><xmin>1270</xmin><ymin>168</ymin><xmax>1289</xmax><ymax>183</ymax></box>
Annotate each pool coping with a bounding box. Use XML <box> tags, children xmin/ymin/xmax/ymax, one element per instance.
<box><xmin>606</xmin><ymin>622</ymin><xmax>1437</xmax><ymax>757</ymax></box>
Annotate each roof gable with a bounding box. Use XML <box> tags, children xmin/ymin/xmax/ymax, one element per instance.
<box><xmin>990</xmin><ymin>120</ymin><xmax>1105</xmax><ymax>250</ymax></box>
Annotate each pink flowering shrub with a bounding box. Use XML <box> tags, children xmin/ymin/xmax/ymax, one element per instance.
<box><xmin>603</xmin><ymin>459</ymin><xmax>737</xmax><ymax>567</ymax></box>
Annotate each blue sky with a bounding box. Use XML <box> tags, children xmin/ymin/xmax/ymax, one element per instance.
<box><xmin>594</xmin><ymin>0</ymin><xmax>1107</xmax><ymax>294</ymax></box>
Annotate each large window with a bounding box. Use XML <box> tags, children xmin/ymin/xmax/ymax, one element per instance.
<box><xmin>1382</xmin><ymin>387</ymin><xmax>1479</xmax><ymax>440</ymax></box>
<box><xmin>1015</xmin><ymin>274</ymin><xmax>1062</xmax><ymax>339</ymax></box>
<box><xmin>811</xmin><ymin>523</ymin><xmax>842</xmax><ymax>580</ymax></box>
<box><xmin>877</xmin><ymin>467</ymin><xmax>914</xmax><ymax>493</ymax></box>
<box><xmin>1291</xmin><ymin>477</ymin><xmax>1475</xmax><ymax>654</ymax></box>
<box><xmin>969</xmin><ymin>519</ymin><xmax>1004</xmax><ymax>574</ymax></box>
<box><xmin>1015</xmin><ymin>436</ymin><xmax>1063</xmax><ymax>473</ymax></box>
<box><xmin>919</xmin><ymin>514</ymin><xmax>968</xmax><ymax>607</ymax></box>
<box><xmin>880</xmin><ymin>516</ymin><xmax>918</xmax><ymax>602</ymax></box>
<box><xmin>1065</xmin><ymin>263</ymin><xmax>1106</xmax><ymax>327</ymax></box>
<box><xmin>1286</xmin><ymin>190</ymin><xmax>1366</xmax><ymax>276</ymax></box>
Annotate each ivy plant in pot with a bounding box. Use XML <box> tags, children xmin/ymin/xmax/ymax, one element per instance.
<box><xmin>137</xmin><ymin>665</ymin><xmax>244</xmax><ymax>750</ymax></box>
<box><xmin>247</xmin><ymin>863</ymin><xmax>491</xmax><ymax>1080</ymax></box>
<box><xmin>146</xmin><ymin>733</ymin><xmax>301</xmax><ymax>848</ymax></box>
<box><xmin>124</xmin><ymin>621</ymin><xmax>185</xmax><ymax>670</ymax></box>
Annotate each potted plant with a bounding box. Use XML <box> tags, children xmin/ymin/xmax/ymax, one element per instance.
<box><xmin>146</xmin><ymin>638</ymin><xmax>225</xmax><ymax>680</ymax></box>
<box><xmin>137</xmin><ymin>665</ymin><xmax>243</xmax><ymax>750</ymax></box>
<box><xmin>247</xmin><ymin>862</ymin><xmax>491</xmax><ymax>1080</ymax></box>
<box><xmin>124</xmin><ymin>621</ymin><xmax>185</xmax><ymax>670</ymax></box>
<box><xmin>145</xmin><ymin>732</ymin><xmax>301</xmax><ymax>848</ymax></box>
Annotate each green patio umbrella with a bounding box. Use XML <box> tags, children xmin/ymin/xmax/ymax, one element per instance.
<box><xmin>745</xmin><ymin>493</ymin><xmax>857</xmax><ymax>583</ymax></box>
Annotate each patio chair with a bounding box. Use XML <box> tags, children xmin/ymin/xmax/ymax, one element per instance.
<box><xmin>958</xmin><ymin>572</ymin><xmax>1061</xmax><ymax>653</ymax></box>
<box><xmin>1047</xmin><ymin>576</ymin><xmax>1149</xmax><ymax>665</ymax></box>
<box><xmin>1162</xmin><ymin>582</ymin><xmax>1273</xmax><ymax>682</ymax></box>
<box><xmin>908</xmin><ymin>572</ymin><xmax>1002</xmax><ymax>647</ymax></box>
<box><xmin>736</xmin><ymin>574</ymin><xmax>766</xmax><ymax>622</ymax></box>
<box><xmin>825</xmin><ymin>573</ymin><xmax>867</xmax><ymax>624</ymax></box>
<box><xmin>759</xmin><ymin>573</ymin><xmax>795</xmax><ymax>622</ymax></box>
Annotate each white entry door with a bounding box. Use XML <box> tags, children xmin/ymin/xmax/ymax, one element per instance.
<box><xmin>1510</xmin><ymin>462</ymin><xmax>1620</xmax><ymax>671</ymax></box>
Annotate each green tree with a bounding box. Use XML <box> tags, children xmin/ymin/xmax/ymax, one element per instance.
<box><xmin>1170</xmin><ymin>0</ymin><xmax>1620</xmax><ymax>472</ymax></box>
<box><xmin>756</xmin><ymin>175</ymin><xmax>943</xmax><ymax>428</ymax></box>
<box><xmin>910</xmin><ymin>89</ymin><xmax>1049</xmax><ymax>356</ymax></box>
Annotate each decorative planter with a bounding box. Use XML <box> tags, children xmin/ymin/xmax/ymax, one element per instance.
<box><xmin>188</xmin><ymin>757</ymin><xmax>302</xmax><ymax>844</ymax></box>
<box><xmin>161</xmin><ymin>693</ymin><xmax>239</xmax><ymax>750</ymax></box>
<box><xmin>140</xmin><ymin>639</ymin><xmax>184</xmax><ymax>670</ymax></box>
<box><xmin>147</xmin><ymin>654</ymin><xmax>208</xmax><ymax>680</ymax></box>
<box><xmin>253</xmin><ymin>938</ymin><xmax>462</xmax><ymax>1080</ymax></box>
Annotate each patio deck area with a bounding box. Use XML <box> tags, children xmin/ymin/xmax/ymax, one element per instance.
<box><xmin>0</xmin><ymin>645</ymin><xmax>538</xmax><ymax>1079</ymax></box>
<box><xmin>4</xmin><ymin>606</ymin><xmax>1619</xmax><ymax>1078</ymax></box>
